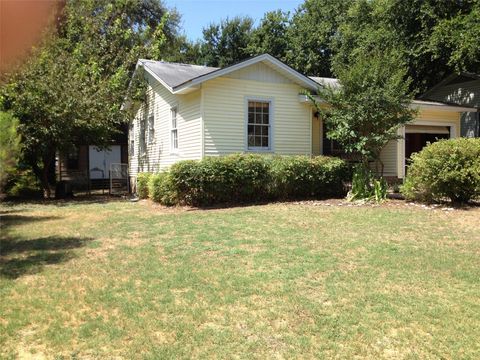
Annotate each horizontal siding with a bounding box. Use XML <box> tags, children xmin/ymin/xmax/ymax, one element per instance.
<box><xmin>425</xmin><ymin>79</ymin><xmax>480</xmax><ymax>107</ymax></box>
<box><xmin>203</xmin><ymin>77</ymin><xmax>312</xmax><ymax>156</ymax></box>
<box><xmin>224</xmin><ymin>62</ymin><xmax>292</xmax><ymax>84</ymax></box>
<box><xmin>378</xmin><ymin>140</ymin><xmax>398</xmax><ymax>177</ymax></box>
<box><xmin>129</xmin><ymin>74</ymin><xmax>201</xmax><ymax>178</ymax></box>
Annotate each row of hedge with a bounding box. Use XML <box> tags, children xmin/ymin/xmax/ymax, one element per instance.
<box><xmin>137</xmin><ymin>154</ymin><xmax>351</xmax><ymax>206</ymax></box>
<box><xmin>402</xmin><ymin>138</ymin><xmax>480</xmax><ymax>203</ymax></box>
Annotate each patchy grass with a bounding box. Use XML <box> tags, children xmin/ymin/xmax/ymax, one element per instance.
<box><xmin>1</xmin><ymin>198</ymin><xmax>479</xmax><ymax>359</ymax></box>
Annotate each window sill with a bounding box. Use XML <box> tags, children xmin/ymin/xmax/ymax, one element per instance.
<box><xmin>246</xmin><ymin>148</ymin><xmax>274</xmax><ymax>153</ymax></box>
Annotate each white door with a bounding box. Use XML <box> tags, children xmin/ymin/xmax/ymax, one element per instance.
<box><xmin>89</xmin><ymin>146</ymin><xmax>121</xmax><ymax>179</ymax></box>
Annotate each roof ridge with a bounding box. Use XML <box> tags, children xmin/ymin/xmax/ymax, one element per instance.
<box><xmin>140</xmin><ymin>59</ymin><xmax>218</xmax><ymax>69</ymax></box>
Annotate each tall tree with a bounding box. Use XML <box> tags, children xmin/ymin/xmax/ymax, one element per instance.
<box><xmin>199</xmin><ymin>16</ymin><xmax>254</xmax><ymax>67</ymax></box>
<box><xmin>311</xmin><ymin>49</ymin><xmax>416</xmax><ymax>174</ymax></box>
<box><xmin>247</xmin><ymin>10</ymin><xmax>290</xmax><ymax>61</ymax></box>
<box><xmin>333</xmin><ymin>0</ymin><xmax>478</xmax><ymax>93</ymax></box>
<box><xmin>0</xmin><ymin>112</ymin><xmax>21</xmax><ymax>192</ymax></box>
<box><xmin>286</xmin><ymin>0</ymin><xmax>352</xmax><ymax>76</ymax></box>
<box><xmin>1</xmin><ymin>0</ymin><xmax>181</xmax><ymax>197</ymax></box>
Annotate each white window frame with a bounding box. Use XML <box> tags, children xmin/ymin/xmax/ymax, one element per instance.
<box><xmin>244</xmin><ymin>97</ymin><xmax>274</xmax><ymax>152</ymax></box>
<box><xmin>170</xmin><ymin>107</ymin><xmax>178</xmax><ymax>153</ymax></box>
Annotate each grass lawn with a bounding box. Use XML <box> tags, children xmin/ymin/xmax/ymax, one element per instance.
<box><xmin>1</xmin><ymin>198</ymin><xmax>479</xmax><ymax>359</ymax></box>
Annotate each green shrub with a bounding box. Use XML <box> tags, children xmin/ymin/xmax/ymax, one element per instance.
<box><xmin>401</xmin><ymin>138</ymin><xmax>480</xmax><ymax>203</ymax></box>
<box><xmin>149</xmin><ymin>154</ymin><xmax>350</xmax><ymax>206</ymax></box>
<box><xmin>4</xmin><ymin>168</ymin><xmax>42</xmax><ymax>198</ymax></box>
<box><xmin>148</xmin><ymin>172</ymin><xmax>176</xmax><ymax>206</ymax></box>
<box><xmin>271</xmin><ymin>156</ymin><xmax>350</xmax><ymax>199</ymax></box>
<box><xmin>169</xmin><ymin>154</ymin><xmax>273</xmax><ymax>206</ymax></box>
<box><xmin>136</xmin><ymin>172</ymin><xmax>152</xmax><ymax>199</ymax></box>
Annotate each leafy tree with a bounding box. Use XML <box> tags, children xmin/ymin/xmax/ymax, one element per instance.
<box><xmin>429</xmin><ymin>1</ymin><xmax>480</xmax><ymax>74</ymax></box>
<box><xmin>0</xmin><ymin>112</ymin><xmax>21</xmax><ymax>192</ymax></box>
<box><xmin>247</xmin><ymin>10</ymin><xmax>290</xmax><ymax>61</ymax></box>
<box><xmin>333</xmin><ymin>0</ymin><xmax>478</xmax><ymax>93</ymax></box>
<box><xmin>286</xmin><ymin>0</ymin><xmax>352</xmax><ymax>76</ymax></box>
<box><xmin>1</xmin><ymin>0</ymin><xmax>180</xmax><ymax>197</ymax></box>
<box><xmin>311</xmin><ymin>49</ymin><xmax>416</xmax><ymax>174</ymax></box>
<box><xmin>199</xmin><ymin>16</ymin><xmax>254</xmax><ymax>67</ymax></box>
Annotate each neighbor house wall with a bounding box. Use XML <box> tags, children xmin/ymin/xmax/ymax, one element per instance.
<box><xmin>202</xmin><ymin>67</ymin><xmax>312</xmax><ymax>156</ymax></box>
<box><xmin>129</xmin><ymin>74</ymin><xmax>202</xmax><ymax>178</ymax></box>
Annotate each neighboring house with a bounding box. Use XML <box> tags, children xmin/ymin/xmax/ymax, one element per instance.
<box><xmin>420</xmin><ymin>72</ymin><xmax>480</xmax><ymax>138</ymax></box>
<box><xmin>55</xmin><ymin>128</ymin><xmax>128</xmax><ymax>191</ymax></box>
<box><xmin>126</xmin><ymin>54</ymin><xmax>475</xmax><ymax>188</ymax></box>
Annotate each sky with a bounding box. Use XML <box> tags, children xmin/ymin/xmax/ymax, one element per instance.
<box><xmin>164</xmin><ymin>0</ymin><xmax>304</xmax><ymax>41</ymax></box>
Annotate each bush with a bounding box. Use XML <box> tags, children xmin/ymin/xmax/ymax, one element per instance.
<box><xmin>271</xmin><ymin>156</ymin><xmax>350</xmax><ymax>199</ymax></box>
<box><xmin>401</xmin><ymin>138</ymin><xmax>480</xmax><ymax>203</ymax></box>
<box><xmin>169</xmin><ymin>154</ymin><xmax>273</xmax><ymax>206</ymax></box>
<box><xmin>148</xmin><ymin>154</ymin><xmax>350</xmax><ymax>206</ymax></box>
<box><xmin>148</xmin><ymin>172</ymin><xmax>176</xmax><ymax>206</ymax></box>
<box><xmin>136</xmin><ymin>172</ymin><xmax>152</xmax><ymax>199</ymax></box>
<box><xmin>4</xmin><ymin>168</ymin><xmax>42</xmax><ymax>198</ymax></box>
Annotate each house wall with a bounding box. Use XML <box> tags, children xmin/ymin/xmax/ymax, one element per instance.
<box><xmin>202</xmin><ymin>73</ymin><xmax>312</xmax><ymax>156</ymax></box>
<box><xmin>378</xmin><ymin>108</ymin><xmax>461</xmax><ymax>178</ymax></box>
<box><xmin>129</xmin><ymin>74</ymin><xmax>202</xmax><ymax>178</ymax></box>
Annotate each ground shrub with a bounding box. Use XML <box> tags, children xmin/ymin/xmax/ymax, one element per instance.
<box><xmin>149</xmin><ymin>154</ymin><xmax>350</xmax><ymax>206</ymax></box>
<box><xmin>136</xmin><ymin>172</ymin><xmax>152</xmax><ymax>199</ymax></box>
<box><xmin>4</xmin><ymin>168</ymin><xmax>42</xmax><ymax>198</ymax></box>
<box><xmin>148</xmin><ymin>172</ymin><xmax>176</xmax><ymax>206</ymax></box>
<box><xmin>401</xmin><ymin>138</ymin><xmax>480</xmax><ymax>203</ymax></box>
<box><xmin>169</xmin><ymin>154</ymin><xmax>273</xmax><ymax>206</ymax></box>
<box><xmin>271</xmin><ymin>156</ymin><xmax>350</xmax><ymax>199</ymax></box>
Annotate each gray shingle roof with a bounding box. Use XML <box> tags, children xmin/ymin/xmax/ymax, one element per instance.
<box><xmin>140</xmin><ymin>59</ymin><xmax>218</xmax><ymax>88</ymax></box>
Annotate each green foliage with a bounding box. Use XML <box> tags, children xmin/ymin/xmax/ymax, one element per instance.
<box><xmin>147</xmin><ymin>154</ymin><xmax>350</xmax><ymax>206</ymax></box>
<box><xmin>270</xmin><ymin>156</ymin><xmax>350</xmax><ymax>199</ymax></box>
<box><xmin>347</xmin><ymin>165</ymin><xmax>387</xmax><ymax>203</ymax></box>
<box><xmin>311</xmin><ymin>49</ymin><xmax>416</xmax><ymax>173</ymax></box>
<box><xmin>247</xmin><ymin>10</ymin><xmax>291</xmax><ymax>62</ymax></box>
<box><xmin>401</xmin><ymin>138</ymin><xmax>480</xmax><ymax>203</ymax></box>
<box><xmin>148</xmin><ymin>172</ymin><xmax>176</xmax><ymax>206</ymax></box>
<box><xmin>136</xmin><ymin>172</ymin><xmax>152</xmax><ymax>199</ymax></box>
<box><xmin>0</xmin><ymin>112</ymin><xmax>21</xmax><ymax>191</ymax></box>
<box><xmin>199</xmin><ymin>17</ymin><xmax>254</xmax><ymax>67</ymax></box>
<box><xmin>4</xmin><ymin>169</ymin><xmax>42</xmax><ymax>198</ymax></box>
<box><xmin>286</xmin><ymin>0</ymin><xmax>352</xmax><ymax>76</ymax></box>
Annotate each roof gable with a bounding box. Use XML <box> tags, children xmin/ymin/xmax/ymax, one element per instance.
<box><xmin>137</xmin><ymin>54</ymin><xmax>321</xmax><ymax>95</ymax></box>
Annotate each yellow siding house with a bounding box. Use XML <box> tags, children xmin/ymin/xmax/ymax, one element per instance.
<box><xmin>126</xmin><ymin>54</ymin><xmax>474</xmax><ymax>186</ymax></box>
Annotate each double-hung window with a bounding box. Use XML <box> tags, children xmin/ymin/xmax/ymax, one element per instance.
<box><xmin>247</xmin><ymin>100</ymin><xmax>271</xmax><ymax>150</ymax></box>
<box><xmin>170</xmin><ymin>107</ymin><xmax>178</xmax><ymax>152</ymax></box>
<box><xmin>147</xmin><ymin>115</ymin><xmax>155</xmax><ymax>144</ymax></box>
<box><xmin>139</xmin><ymin>118</ymin><xmax>146</xmax><ymax>155</ymax></box>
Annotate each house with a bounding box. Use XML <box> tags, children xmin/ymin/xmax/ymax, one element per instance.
<box><xmin>127</xmin><ymin>54</ymin><xmax>475</xmax><ymax>188</ymax></box>
<box><xmin>55</xmin><ymin>127</ymin><xmax>129</xmax><ymax>192</ymax></box>
<box><xmin>420</xmin><ymin>72</ymin><xmax>480</xmax><ymax>138</ymax></box>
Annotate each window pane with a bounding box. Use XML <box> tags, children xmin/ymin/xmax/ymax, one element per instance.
<box><xmin>263</xmin><ymin>113</ymin><xmax>269</xmax><ymax>124</ymax></box>
<box><xmin>255</xmin><ymin>113</ymin><xmax>262</xmax><ymax>124</ymax></box>
<box><xmin>248</xmin><ymin>112</ymin><xmax>254</xmax><ymax>123</ymax></box>
<box><xmin>248</xmin><ymin>125</ymin><xmax>254</xmax><ymax>136</ymax></box>
<box><xmin>263</xmin><ymin>126</ymin><xmax>269</xmax><ymax>136</ymax></box>
<box><xmin>262</xmin><ymin>136</ymin><xmax>269</xmax><ymax>148</ymax></box>
<box><xmin>248</xmin><ymin>135</ymin><xmax>255</xmax><ymax>147</ymax></box>
<box><xmin>254</xmin><ymin>136</ymin><xmax>261</xmax><ymax>147</ymax></box>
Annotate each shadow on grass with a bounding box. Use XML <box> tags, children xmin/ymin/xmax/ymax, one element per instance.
<box><xmin>0</xmin><ymin>214</ymin><xmax>61</xmax><ymax>232</ymax></box>
<box><xmin>1</xmin><ymin>194</ymin><xmax>126</xmax><ymax>207</ymax></box>
<box><xmin>0</xmin><ymin>235</ymin><xmax>93</xmax><ymax>279</ymax></box>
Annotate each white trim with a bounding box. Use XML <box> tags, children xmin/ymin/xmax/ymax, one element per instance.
<box><xmin>410</xmin><ymin>100</ymin><xmax>475</xmax><ymax>112</ymax></box>
<box><xmin>170</xmin><ymin>106</ymin><xmax>179</xmax><ymax>154</ymax></box>
<box><xmin>244</xmin><ymin>96</ymin><xmax>275</xmax><ymax>153</ymax></box>
<box><xmin>200</xmin><ymin>85</ymin><xmax>205</xmax><ymax>159</ymax></box>
<box><xmin>174</xmin><ymin>54</ymin><xmax>320</xmax><ymax>94</ymax></box>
